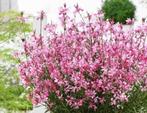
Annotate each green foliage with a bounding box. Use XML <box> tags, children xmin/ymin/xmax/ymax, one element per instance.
<box><xmin>0</xmin><ymin>11</ymin><xmax>32</xmax><ymax>42</ymax></box>
<box><xmin>120</xmin><ymin>86</ymin><xmax>147</xmax><ymax>113</ymax></box>
<box><xmin>0</xmin><ymin>83</ymin><xmax>32</xmax><ymax>111</ymax></box>
<box><xmin>0</xmin><ymin>67</ymin><xmax>33</xmax><ymax>111</ymax></box>
<box><xmin>102</xmin><ymin>0</ymin><xmax>136</xmax><ymax>24</ymax></box>
<box><xmin>48</xmin><ymin>87</ymin><xmax>147</xmax><ymax>113</ymax></box>
<box><xmin>0</xmin><ymin>10</ymin><xmax>33</xmax><ymax>112</ymax></box>
<box><xmin>0</xmin><ymin>49</ymin><xmax>19</xmax><ymax>64</ymax></box>
<box><xmin>0</xmin><ymin>67</ymin><xmax>18</xmax><ymax>85</ymax></box>
<box><xmin>48</xmin><ymin>92</ymin><xmax>72</xmax><ymax>113</ymax></box>
<box><xmin>48</xmin><ymin>92</ymin><xmax>114</xmax><ymax>113</ymax></box>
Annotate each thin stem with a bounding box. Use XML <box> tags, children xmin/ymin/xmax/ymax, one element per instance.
<box><xmin>40</xmin><ymin>19</ymin><xmax>43</xmax><ymax>36</ymax></box>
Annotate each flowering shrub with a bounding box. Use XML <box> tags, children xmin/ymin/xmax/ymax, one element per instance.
<box><xmin>102</xmin><ymin>0</ymin><xmax>136</xmax><ymax>24</ymax></box>
<box><xmin>18</xmin><ymin>4</ymin><xmax>147</xmax><ymax>113</ymax></box>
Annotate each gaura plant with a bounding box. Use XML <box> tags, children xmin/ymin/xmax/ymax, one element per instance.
<box><xmin>18</xmin><ymin>4</ymin><xmax>147</xmax><ymax>113</ymax></box>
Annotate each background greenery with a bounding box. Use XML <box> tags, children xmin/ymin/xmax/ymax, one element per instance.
<box><xmin>102</xmin><ymin>0</ymin><xmax>136</xmax><ymax>24</ymax></box>
<box><xmin>0</xmin><ymin>11</ymin><xmax>33</xmax><ymax>112</ymax></box>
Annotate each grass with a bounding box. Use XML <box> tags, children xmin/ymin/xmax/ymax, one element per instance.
<box><xmin>0</xmin><ymin>67</ymin><xmax>33</xmax><ymax>112</ymax></box>
<box><xmin>0</xmin><ymin>83</ymin><xmax>33</xmax><ymax>112</ymax></box>
<box><xmin>0</xmin><ymin>10</ymin><xmax>33</xmax><ymax>112</ymax></box>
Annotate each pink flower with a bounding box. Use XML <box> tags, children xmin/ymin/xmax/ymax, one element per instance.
<box><xmin>37</xmin><ymin>10</ymin><xmax>46</xmax><ymax>20</ymax></box>
<box><xmin>126</xmin><ymin>18</ymin><xmax>135</xmax><ymax>25</ymax></box>
<box><xmin>74</xmin><ymin>4</ymin><xmax>83</xmax><ymax>14</ymax></box>
<box><xmin>59</xmin><ymin>3</ymin><xmax>68</xmax><ymax>16</ymax></box>
<box><xmin>44</xmin><ymin>23</ymin><xmax>57</xmax><ymax>33</ymax></box>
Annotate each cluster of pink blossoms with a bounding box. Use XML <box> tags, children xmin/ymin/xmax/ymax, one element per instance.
<box><xmin>18</xmin><ymin>5</ymin><xmax>147</xmax><ymax>110</ymax></box>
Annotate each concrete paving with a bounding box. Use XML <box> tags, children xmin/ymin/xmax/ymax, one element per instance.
<box><xmin>0</xmin><ymin>105</ymin><xmax>49</xmax><ymax>113</ymax></box>
<box><xmin>28</xmin><ymin>105</ymin><xmax>50</xmax><ymax>113</ymax></box>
